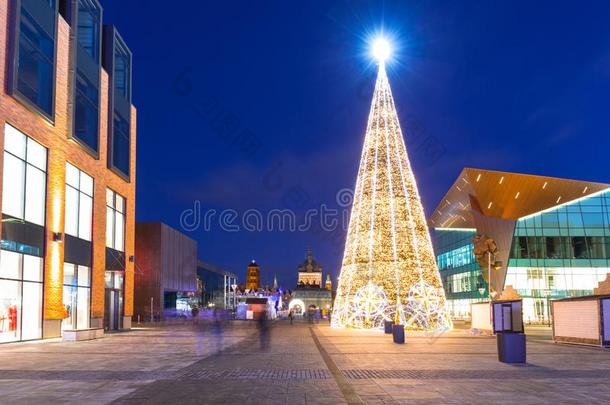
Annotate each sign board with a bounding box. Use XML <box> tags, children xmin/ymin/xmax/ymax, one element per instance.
<box><xmin>492</xmin><ymin>300</ymin><xmax>523</xmax><ymax>333</ymax></box>
<box><xmin>471</xmin><ymin>301</ymin><xmax>492</xmax><ymax>331</ymax></box>
<box><xmin>246</xmin><ymin>310</ymin><xmax>254</xmax><ymax>320</ymax></box>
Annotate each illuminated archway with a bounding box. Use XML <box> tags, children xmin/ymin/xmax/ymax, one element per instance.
<box><xmin>289</xmin><ymin>299</ymin><xmax>305</xmax><ymax>315</ymax></box>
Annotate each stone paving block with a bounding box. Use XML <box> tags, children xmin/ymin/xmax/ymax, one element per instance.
<box><xmin>1</xmin><ymin>322</ymin><xmax>610</xmax><ymax>403</ymax></box>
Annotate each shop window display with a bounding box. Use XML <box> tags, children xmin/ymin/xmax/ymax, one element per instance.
<box><xmin>0</xmin><ymin>250</ymin><xmax>43</xmax><ymax>343</ymax></box>
<box><xmin>62</xmin><ymin>263</ymin><xmax>91</xmax><ymax>331</ymax></box>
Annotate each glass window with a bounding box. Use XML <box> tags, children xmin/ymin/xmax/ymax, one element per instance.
<box><xmin>2</xmin><ymin>153</ymin><xmax>25</xmax><ymax>219</ymax></box>
<box><xmin>62</xmin><ymin>263</ymin><xmax>90</xmax><ymax>331</ymax></box>
<box><xmin>116</xmin><ymin>194</ymin><xmax>125</xmax><ymax>213</ymax></box>
<box><xmin>21</xmin><ymin>282</ymin><xmax>42</xmax><ymax>340</ymax></box>
<box><xmin>115</xmin><ymin>212</ymin><xmax>124</xmax><ymax>251</ymax></box>
<box><xmin>0</xmin><ymin>250</ymin><xmax>21</xmax><ymax>280</ymax></box>
<box><xmin>22</xmin><ymin>255</ymin><xmax>43</xmax><ymax>282</ymax></box>
<box><xmin>77</xmin><ymin>287</ymin><xmax>90</xmax><ymax>329</ymax></box>
<box><xmin>106</xmin><ymin>207</ymin><xmax>114</xmax><ymax>248</ymax></box>
<box><xmin>78</xmin><ymin>265</ymin><xmax>90</xmax><ymax>287</ymax></box>
<box><xmin>78</xmin><ymin>194</ymin><xmax>93</xmax><ymax>240</ymax></box>
<box><xmin>112</xmin><ymin>112</ymin><xmax>130</xmax><ymax>176</ymax></box>
<box><xmin>436</xmin><ymin>244</ymin><xmax>475</xmax><ymax>270</ymax></box>
<box><xmin>65</xmin><ymin>186</ymin><xmax>79</xmax><ymax>236</ymax></box>
<box><xmin>582</xmin><ymin>213</ymin><xmax>604</xmax><ymax>228</ymax></box>
<box><xmin>26</xmin><ymin>137</ymin><xmax>47</xmax><ymax>170</ymax></box>
<box><xmin>66</xmin><ymin>161</ymin><xmax>80</xmax><ymax>188</ymax></box>
<box><xmin>15</xmin><ymin>8</ymin><xmax>55</xmax><ymax>117</ymax></box>
<box><xmin>114</xmin><ymin>273</ymin><xmax>123</xmax><ymax>290</ymax></box>
<box><xmin>65</xmin><ymin>163</ymin><xmax>94</xmax><ymax>241</ymax></box>
<box><xmin>105</xmin><ymin>271</ymin><xmax>112</xmax><ymax>288</ymax></box>
<box><xmin>63</xmin><ymin>263</ymin><xmax>77</xmax><ymax>285</ymax></box>
<box><xmin>106</xmin><ymin>188</ymin><xmax>114</xmax><ymax>207</ymax></box>
<box><xmin>0</xmin><ymin>280</ymin><xmax>22</xmax><ymax>343</ymax></box>
<box><xmin>74</xmin><ymin>71</ymin><xmax>99</xmax><ymax>152</ymax></box>
<box><xmin>589</xmin><ymin>236</ymin><xmax>606</xmax><ymax>259</ymax></box>
<box><xmin>0</xmin><ymin>250</ymin><xmax>43</xmax><ymax>342</ymax></box>
<box><xmin>114</xmin><ymin>43</ymin><xmax>130</xmax><ymax>99</ymax></box>
<box><xmin>62</xmin><ymin>285</ymin><xmax>77</xmax><ymax>331</ymax></box>
<box><xmin>106</xmin><ymin>189</ymin><xmax>126</xmax><ymax>252</ymax></box>
<box><xmin>80</xmin><ymin>172</ymin><xmax>93</xmax><ymax>196</ymax></box>
<box><xmin>4</xmin><ymin>124</ymin><xmax>26</xmax><ymax>158</ymax></box>
<box><xmin>77</xmin><ymin>0</ymin><xmax>101</xmax><ymax>62</ymax></box>
<box><xmin>572</xmin><ymin>237</ymin><xmax>589</xmax><ymax>259</ymax></box>
<box><xmin>24</xmin><ymin>166</ymin><xmax>46</xmax><ymax>226</ymax></box>
<box><xmin>545</xmin><ymin>237</ymin><xmax>563</xmax><ymax>259</ymax></box>
<box><xmin>2</xmin><ymin>125</ymin><xmax>47</xmax><ymax>226</ymax></box>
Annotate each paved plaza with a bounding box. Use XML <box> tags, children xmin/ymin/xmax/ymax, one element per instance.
<box><xmin>0</xmin><ymin>321</ymin><xmax>609</xmax><ymax>404</ymax></box>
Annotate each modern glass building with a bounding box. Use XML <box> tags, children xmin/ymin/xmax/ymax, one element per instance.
<box><xmin>430</xmin><ymin>168</ymin><xmax>610</xmax><ymax>323</ymax></box>
<box><xmin>197</xmin><ymin>261</ymin><xmax>238</xmax><ymax>309</ymax></box>
<box><xmin>434</xmin><ymin>228</ymin><xmax>486</xmax><ymax>319</ymax></box>
<box><xmin>0</xmin><ymin>0</ymin><xmax>136</xmax><ymax>342</ymax></box>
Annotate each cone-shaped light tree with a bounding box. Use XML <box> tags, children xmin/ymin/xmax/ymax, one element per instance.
<box><xmin>332</xmin><ymin>42</ymin><xmax>452</xmax><ymax>331</ymax></box>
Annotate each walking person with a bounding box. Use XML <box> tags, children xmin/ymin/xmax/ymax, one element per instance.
<box><xmin>289</xmin><ymin>309</ymin><xmax>294</xmax><ymax>325</ymax></box>
<box><xmin>212</xmin><ymin>307</ymin><xmax>224</xmax><ymax>353</ymax></box>
<box><xmin>258</xmin><ymin>308</ymin><xmax>270</xmax><ymax>350</ymax></box>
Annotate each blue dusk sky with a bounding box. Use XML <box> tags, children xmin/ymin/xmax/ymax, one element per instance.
<box><xmin>102</xmin><ymin>0</ymin><xmax>610</xmax><ymax>287</ymax></box>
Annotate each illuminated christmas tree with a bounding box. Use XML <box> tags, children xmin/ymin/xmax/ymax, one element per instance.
<box><xmin>332</xmin><ymin>39</ymin><xmax>452</xmax><ymax>331</ymax></box>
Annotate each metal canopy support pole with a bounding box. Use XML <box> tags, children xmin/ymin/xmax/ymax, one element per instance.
<box><xmin>229</xmin><ymin>277</ymin><xmax>233</xmax><ymax>309</ymax></box>
<box><xmin>223</xmin><ymin>275</ymin><xmax>227</xmax><ymax>309</ymax></box>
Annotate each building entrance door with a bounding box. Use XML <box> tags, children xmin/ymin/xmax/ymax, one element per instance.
<box><xmin>104</xmin><ymin>272</ymin><xmax>124</xmax><ymax>331</ymax></box>
<box><xmin>104</xmin><ymin>289</ymin><xmax>123</xmax><ymax>331</ymax></box>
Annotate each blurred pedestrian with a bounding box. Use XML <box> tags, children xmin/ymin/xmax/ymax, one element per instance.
<box><xmin>289</xmin><ymin>309</ymin><xmax>294</xmax><ymax>325</ymax></box>
<box><xmin>258</xmin><ymin>309</ymin><xmax>270</xmax><ymax>350</ymax></box>
<box><xmin>213</xmin><ymin>307</ymin><xmax>224</xmax><ymax>353</ymax></box>
<box><xmin>191</xmin><ymin>306</ymin><xmax>200</xmax><ymax>325</ymax></box>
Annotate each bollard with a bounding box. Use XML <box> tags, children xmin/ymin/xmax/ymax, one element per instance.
<box><xmin>392</xmin><ymin>324</ymin><xmax>405</xmax><ymax>344</ymax></box>
<box><xmin>384</xmin><ymin>320</ymin><xmax>394</xmax><ymax>334</ymax></box>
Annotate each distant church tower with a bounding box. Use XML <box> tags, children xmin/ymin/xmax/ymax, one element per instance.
<box><xmin>325</xmin><ymin>274</ymin><xmax>332</xmax><ymax>290</ymax></box>
<box><xmin>297</xmin><ymin>248</ymin><xmax>323</xmax><ymax>286</ymax></box>
<box><xmin>246</xmin><ymin>260</ymin><xmax>260</xmax><ymax>291</ymax></box>
<box><xmin>273</xmin><ymin>273</ymin><xmax>278</xmax><ymax>290</ymax></box>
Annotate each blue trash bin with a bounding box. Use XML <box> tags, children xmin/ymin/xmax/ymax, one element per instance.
<box><xmin>497</xmin><ymin>332</ymin><xmax>526</xmax><ymax>363</ymax></box>
<box><xmin>384</xmin><ymin>320</ymin><xmax>394</xmax><ymax>334</ymax></box>
<box><xmin>392</xmin><ymin>324</ymin><xmax>405</xmax><ymax>344</ymax></box>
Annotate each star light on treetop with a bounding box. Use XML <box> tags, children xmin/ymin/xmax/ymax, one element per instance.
<box><xmin>372</xmin><ymin>37</ymin><xmax>391</xmax><ymax>62</ymax></box>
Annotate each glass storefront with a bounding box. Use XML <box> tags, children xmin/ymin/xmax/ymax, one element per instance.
<box><xmin>0</xmin><ymin>250</ymin><xmax>43</xmax><ymax>343</ymax></box>
<box><xmin>508</xmin><ymin>190</ymin><xmax>610</xmax><ymax>323</ymax></box>
<box><xmin>1</xmin><ymin>124</ymin><xmax>46</xmax><ymax>342</ymax></box>
<box><xmin>62</xmin><ymin>263</ymin><xmax>91</xmax><ymax>331</ymax></box>
<box><xmin>445</xmin><ymin>298</ymin><xmax>486</xmax><ymax>320</ymax></box>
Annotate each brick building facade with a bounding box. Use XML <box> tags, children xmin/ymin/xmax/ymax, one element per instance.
<box><xmin>0</xmin><ymin>0</ymin><xmax>136</xmax><ymax>342</ymax></box>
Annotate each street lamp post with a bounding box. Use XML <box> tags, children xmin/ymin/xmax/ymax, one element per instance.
<box><xmin>543</xmin><ymin>289</ymin><xmax>552</xmax><ymax>326</ymax></box>
<box><xmin>486</xmin><ymin>250</ymin><xmax>499</xmax><ymax>302</ymax></box>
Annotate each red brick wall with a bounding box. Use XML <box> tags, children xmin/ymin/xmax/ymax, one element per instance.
<box><xmin>134</xmin><ymin>223</ymin><xmax>162</xmax><ymax>320</ymax></box>
<box><xmin>0</xmin><ymin>2</ymin><xmax>137</xmax><ymax>322</ymax></box>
